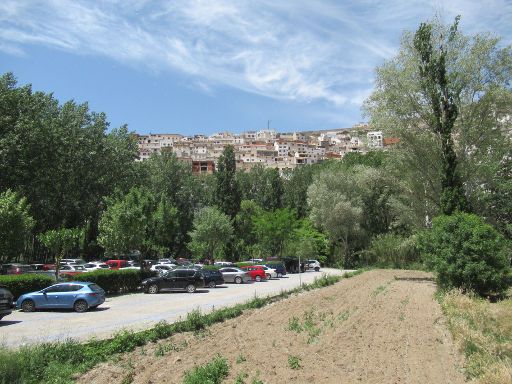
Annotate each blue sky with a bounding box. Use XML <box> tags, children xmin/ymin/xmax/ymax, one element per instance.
<box><xmin>1</xmin><ymin>1</ymin><xmax>511</xmax><ymax>135</ymax></box>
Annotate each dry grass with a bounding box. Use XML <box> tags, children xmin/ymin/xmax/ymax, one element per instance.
<box><xmin>441</xmin><ymin>290</ymin><xmax>512</xmax><ymax>384</ymax></box>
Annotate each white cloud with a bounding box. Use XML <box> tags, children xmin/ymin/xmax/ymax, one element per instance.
<box><xmin>0</xmin><ymin>0</ymin><xmax>510</xmax><ymax>108</ymax></box>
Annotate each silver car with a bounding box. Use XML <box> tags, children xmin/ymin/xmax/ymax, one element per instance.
<box><xmin>219</xmin><ymin>267</ymin><xmax>251</xmax><ymax>284</ymax></box>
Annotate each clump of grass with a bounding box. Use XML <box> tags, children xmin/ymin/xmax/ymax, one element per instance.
<box><xmin>371</xmin><ymin>285</ymin><xmax>386</xmax><ymax>297</ymax></box>
<box><xmin>183</xmin><ymin>355</ymin><xmax>229</xmax><ymax>384</ymax></box>
<box><xmin>441</xmin><ymin>290</ymin><xmax>512</xmax><ymax>383</ymax></box>
<box><xmin>234</xmin><ymin>371</ymin><xmax>248</xmax><ymax>384</ymax></box>
<box><xmin>236</xmin><ymin>353</ymin><xmax>247</xmax><ymax>364</ymax></box>
<box><xmin>287</xmin><ymin>316</ymin><xmax>303</xmax><ymax>333</ymax></box>
<box><xmin>288</xmin><ymin>355</ymin><xmax>301</xmax><ymax>370</ymax></box>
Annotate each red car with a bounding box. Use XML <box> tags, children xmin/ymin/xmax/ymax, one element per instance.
<box><xmin>240</xmin><ymin>265</ymin><xmax>266</xmax><ymax>282</ymax></box>
<box><xmin>105</xmin><ymin>260</ymin><xmax>129</xmax><ymax>270</ymax></box>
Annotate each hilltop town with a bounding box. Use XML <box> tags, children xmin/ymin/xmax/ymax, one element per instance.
<box><xmin>136</xmin><ymin>124</ymin><xmax>399</xmax><ymax>174</ymax></box>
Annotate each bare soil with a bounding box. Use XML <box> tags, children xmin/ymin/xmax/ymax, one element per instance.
<box><xmin>78</xmin><ymin>270</ymin><xmax>466</xmax><ymax>384</ymax></box>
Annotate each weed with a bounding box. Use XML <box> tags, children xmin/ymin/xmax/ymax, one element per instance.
<box><xmin>183</xmin><ymin>354</ymin><xmax>229</xmax><ymax>384</ymax></box>
<box><xmin>288</xmin><ymin>355</ymin><xmax>301</xmax><ymax>370</ymax></box>
<box><xmin>399</xmin><ymin>313</ymin><xmax>405</xmax><ymax>321</ymax></box>
<box><xmin>337</xmin><ymin>310</ymin><xmax>350</xmax><ymax>322</ymax></box>
<box><xmin>154</xmin><ymin>341</ymin><xmax>186</xmax><ymax>357</ymax></box>
<box><xmin>234</xmin><ymin>371</ymin><xmax>248</xmax><ymax>384</ymax></box>
<box><xmin>287</xmin><ymin>316</ymin><xmax>303</xmax><ymax>333</ymax></box>
<box><xmin>371</xmin><ymin>285</ymin><xmax>386</xmax><ymax>297</ymax></box>
<box><xmin>236</xmin><ymin>354</ymin><xmax>247</xmax><ymax>364</ymax></box>
<box><xmin>440</xmin><ymin>289</ymin><xmax>512</xmax><ymax>382</ymax></box>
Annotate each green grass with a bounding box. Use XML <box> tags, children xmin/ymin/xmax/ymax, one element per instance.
<box><xmin>183</xmin><ymin>355</ymin><xmax>229</xmax><ymax>384</ymax></box>
<box><xmin>439</xmin><ymin>290</ymin><xmax>512</xmax><ymax>383</ymax></box>
<box><xmin>288</xmin><ymin>355</ymin><xmax>301</xmax><ymax>370</ymax></box>
<box><xmin>0</xmin><ymin>270</ymin><xmax>362</xmax><ymax>384</ymax></box>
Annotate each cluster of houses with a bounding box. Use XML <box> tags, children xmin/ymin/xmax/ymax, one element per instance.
<box><xmin>135</xmin><ymin>124</ymin><xmax>399</xmax><ymax>174</ymax></box>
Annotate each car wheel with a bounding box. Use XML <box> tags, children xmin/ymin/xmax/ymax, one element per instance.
<box><xmin>21</xmin><ymin>299</ymin><xmax>36</xmax><ymax>312</ymax></box>
<box><xmin>234</xmin><ymin>276</ymin><xmax>242</xmax><ymax>284</ymax></box>
<box><xmin>147</xmin><ymin>284</ymin><xmax>159</xmax><ymax>294</ymax></box>
<box><xmin>315</xmin><ymin>267</ymin><xmax>320</xmax><ymax>271</ymax></box>
<box><xmin>266</xmin><ymin>273</ymin><xmax>271</xmax><ymax>280</ymax></box>
<box><xmin>277</xmin><ymin>272</ymin><xmax>283</xmax><ymax>278</ymax></box>
<box><xmin>74</xmin><ymin>299</ymin><xmax>88</xmax><ymax>313</ymax></box>
<box><xmin>255</xmin><ymin>275</ymin><xmax>262</xmax><ymax>282</ymax></box>
<box><xmin>186</xmin><ymin>284</ymin><xmax>196</xmax><ymax>293</ymax></box>
<box><xmin>208</xmin><ymin>281</ymin><xmax>216</xmax><ymax>288</ymax></box>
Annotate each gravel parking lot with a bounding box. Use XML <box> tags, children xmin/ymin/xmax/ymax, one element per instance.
<box><xmin>0</xmin><ymin>268</ymin><xmax>343</xmax><ymax>348</ymax></box>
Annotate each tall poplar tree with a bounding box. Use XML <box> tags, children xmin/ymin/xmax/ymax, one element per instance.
<box><xmin>215</xmin><ymin>145</ymin><xmax>240</xmax><ymax>219</ymax></box>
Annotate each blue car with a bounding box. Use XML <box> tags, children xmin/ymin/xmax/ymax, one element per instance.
<box><xmin>16</xmin><ymin>282</ymin><xmax>105</xmax><ymax>313</ymax></box>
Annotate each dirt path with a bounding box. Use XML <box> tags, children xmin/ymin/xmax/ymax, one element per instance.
<box><xmin>78</xmin><ymin>270</ymin><xmax>466</xmax><ymax>384</ymax></box>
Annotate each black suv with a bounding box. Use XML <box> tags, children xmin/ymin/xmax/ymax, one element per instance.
<box><xmin>142</xmin><ymin>269</ymin><xmax>205</xmax><ymax>294</ymax></box>
<box><xmin>0</xmin><ymin>285</ymin><xmax>14</xmax><ymax>321</ymax></box>
<box><xmin>266</xmin><ymin>263</ymin><xmax>287</xmax><ymax>278</ymax></box>
<box><xmin>201</xmin><ymin>269</ymin><xmax>225</xmax><ymax>288</ymax></box>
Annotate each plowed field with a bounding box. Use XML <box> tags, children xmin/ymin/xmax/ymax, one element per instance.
<box><xmin>78</xmin><ymin>270</ymin><xmax>466</xmax><ymax>384</ymax></box>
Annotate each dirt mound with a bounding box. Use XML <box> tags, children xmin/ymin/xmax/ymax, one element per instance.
<box><xmin>78</xmin><ymin>270</ymin><xmax>466</xmax><ymax>384</ymax></box>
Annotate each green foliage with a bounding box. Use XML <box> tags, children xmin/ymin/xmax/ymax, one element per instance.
<box><xmin>183</xmin><ymin>355</ymin><xmax>229</xmax><ymax>384</ymax></box>
<box><xmin>252</xmin><ymin>208</ymin><xmax>297</xmax><ymax>257</ymax></box>
<box><xmin>215</xmin><ymin>145</ymin><xmax>240</xmax><ymax>219</ymax></box>
<box><xmin>0</xmin><ymin>73</ymin><xmax>138</xmax><ymax>259</ymax></box>
<box><xmin>98</xmin><ymin>187</ymin><xmax>177</xmax><ymax>258</ymax></box>
<box><xmin>38</xmin><ymin>227</ymin><xmax>84</xmax><ymax>276</ymax></box>
<box><xmin>282</xmin><ymin>165</ymin><xmax>315</xmax><ymax>218</ymax></box>
<box><xmin>65</xmin><ymin>269</ymin><xmax>154</xmax><ymax>294</ymax></box>
<box><xmin>237</xmin><ymin>165</ymin><xmax>284</xmax><ymax>212</ymax></box>
<box><xmin>360</xmin><ymin>233</ymin><xmax>420</xmax><ymax>268</ymax></box>
<box><xmin>0</xmin><ymin>274</ymin><xmax>54</xmax><ymax>299</ymax></box>
<box><xmin>419</xmin><ymin>213</ymin><xmax>511</xmax><ymax>296</ymax></box>
<box><xmin>287</xmin><ymin>355</ymin><xmax>301</xmax><ymax>370</ymax></box>
<box><xmin>0</xmin><ymin>189</ymin><xmax>35</xmax><ymax>263</ymax></box>
<box><xmin>188</xmin><ymin>206</ymin><xmax>233</xmax><ymax>261</ymax></box>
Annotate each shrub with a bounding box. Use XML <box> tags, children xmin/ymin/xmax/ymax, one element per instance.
<box><xmin>360</xmin><ymin>233</ymin><xmax>420</xmax><ymax>268</ymax></box>
<box><xmin>0</xmin><ymin>274</ymin><xmax>54</xmax><ymax>299</ymax></box>
<box><xmin>419</xmin><ymin>213</ymin><xmax>511</xmax><ymax>296</ymax></box>
<box><xmin>66</xmin><ymin>269</ymin><xmax>155</xmax><ymax>294</ymax></box>
<box><xmin>183</xmin><ymin>355</ymin><xmax>229</xmax><ymax>384</ymax></box>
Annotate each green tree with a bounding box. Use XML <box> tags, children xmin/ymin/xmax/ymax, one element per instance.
<box><xmin>418</xmin><ymin>213</ymin><xmax>511</xmax><ymax>296</ymax></box>
<box><xmin>0</xmin><ymin>73</ymin><xmax>138</xmax><ymax>259</ymax></box>
<box><xmin>0</xmin><ymin>190</ymin><xmax>35</xmax><ymax>263</ymax></box>
<box><xmin>234</xmin><ymin>200</ymin><xmax>263</xmax><ymax>260</ymax></box>
<box><xmin>364</xmin><ymin>18</ymin><xmax>512</xmax><ymax>218</ymax></box>
<box><xmin>98</xmin><ymin>187</ymin><xmax>177</xmax><ymax>262</ymax></box>
<box><xmin>282</xmin><ymin>165</ymin><xmax>315</xmax><ymax>218</ymax></box>
<box><xmin>287</xmin><ymin>219</ymin><xmax>328</xmax><ymax>265</ymax></box>
<box><xmin>252</xmin><ymin>208</ymin><xmax>297</xmax><ymax>258</ymax></box>
<box><xmin>215</xmin><ymin>145</ymin><xmax>240</xmax><ymax>219</ymax></box>
<box><xmin>38</xmin><ymin>227</ymin><xmax>84</xmax><ymax>278</ymax></box>
<box><xmin>188</xmin><ymin>206</ymin><xmax>233</xmax><ymax>262</ymax></box>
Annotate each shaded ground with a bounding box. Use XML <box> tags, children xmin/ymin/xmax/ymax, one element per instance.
<box><xmin>78</xmin><ymin>270</ymin><xmax>466</xmax><ymax>384</ymax></box>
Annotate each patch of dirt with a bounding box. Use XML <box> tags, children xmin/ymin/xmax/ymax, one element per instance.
<box><xmin>78</xmin><ymin>270</ymin><xmax>466</xmax><ymax>384</ymax></box>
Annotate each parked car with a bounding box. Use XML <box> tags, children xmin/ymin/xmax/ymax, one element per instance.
<box><xmin>266</xmin><ymin>263</ymin><xmax>287</xmax><ymax>278</ymax></box>
<box><xmin>306</xmin><ymin>260</ymin><xmax>321</xmax><ymax>271</ymax></box>
<box><xmin>150</xmin><ymin>264</ymin><xmax>173</xmax><ymax>275</ymax></box>
<box><xmin>84</xmin><ymin>262</ymin><xmax>110</xmax><ymax>272</ymax></box>
<box><xmin>105</xmin><ymin>260</ymin><xmax>130</xmax><ymax>270</ymax></box>
<box><xmin>218</xmin><ymin>267</ymin><xmax>251</xmax><ymax>284</ymax></box>
<box><xmin>214</xmin><ymin>261</ymin><xmax>234</xmax><ymax>267</ymax></box>
<box><xmin>0</xmin><ymin>285</ymin><xmax>14</xmax><ymax>321</ymax></box>
<box><xmin>59</xmin><ymin>264</ymin><xmax>86</xmax><ymax>276</ymax></box>
<box><xmin>240</xmin><ymin>265</ymin><xmax>267</xmax><ymax>282</ymax></box>
<box><xmin>61</xmin><ymin>259</ymin><xmax>86</xmax><ymax>265</ymax></box>
<box><xmin>141</xmin><ymin>269</ymin><xmax>205</xmax><ymax>293</ymax></box>
<box><xmin>257</xmin><ymin>265</ymin><xmax>277</xmax><ymax>280</ymax></box>
<box><xmin>16</xmin><ymin>282</ymin><xmax>105</xmax><ymax>313</ymax></box>
<box><xmin>42</xmin><ymin>264</ymin><xmax>56</xmax><ymax>271</ymax></box>
<box><xmin>1</xmin><ymin>264</ymin><xmax>35</xmax><ymax>275</ymax></box>
<box><xmin>201</xmin><ymin>269</ymin><xmax>225</xmax><ymax>288</ymax></box>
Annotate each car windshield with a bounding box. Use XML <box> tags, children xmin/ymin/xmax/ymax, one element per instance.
<box><xmin>75</xmin><ymin>266</ymin><xmax>85</xmax><ymax>271</ymax></box>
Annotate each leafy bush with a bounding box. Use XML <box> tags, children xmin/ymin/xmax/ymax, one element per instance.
<box><xmin>183</xmin><ymin>355</ymin><xmax>229</xmax><ymax>384</ymax></box>
<box><xmin>360</xmin><ymin>233</ymin><xmax>420</xmax><ymax>268</ymax></box>
<box><xmin>65</xmin><ymin>269</ymin><xmax>155</xmax><ymax>294</ymax></box>
<box><xmin>0</xmin><ymin>274</ymin><xmax>54</xmax><ymax>299</ymax></box>
<box><xmin>419</xmin><ymin>213</ymin><xmax>511</xmax><ymax>296</ymax></box>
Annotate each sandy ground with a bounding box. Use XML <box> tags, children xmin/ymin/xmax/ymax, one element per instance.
<box><xmin>78</xmin><ymin>270</ymin><xmax>466</xmax><ymax>384</ymax></box>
